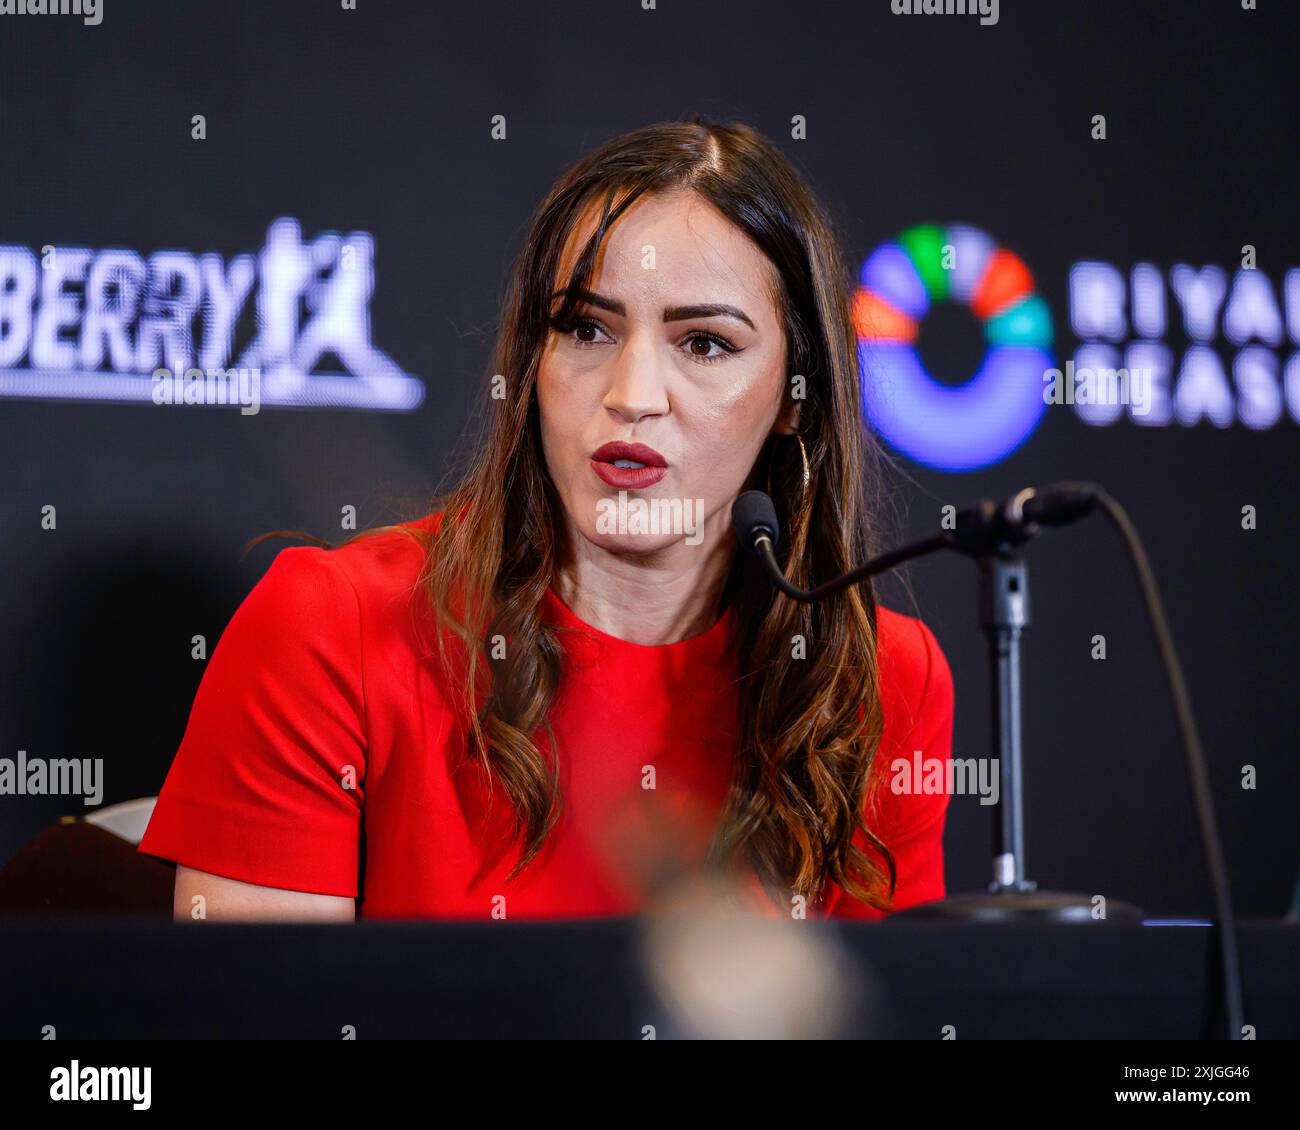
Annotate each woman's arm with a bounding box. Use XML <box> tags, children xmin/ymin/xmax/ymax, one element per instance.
<box><xmin>138</xmin><ymin>547</ymin><xmax>369</xmax><ymax>920</ymax></box>
<box><xmin>173</xmin><ymin>864</ymin><xmax>356</xmax><ymax>923</ymax></box>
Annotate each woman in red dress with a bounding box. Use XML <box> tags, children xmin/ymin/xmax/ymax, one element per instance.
<box><xmin>138</xmin><ymin>118</ymin><xmax>955</xmax><ymax>922</ymax></box>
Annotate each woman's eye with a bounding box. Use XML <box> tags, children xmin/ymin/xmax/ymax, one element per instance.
<box><xmin>551</xmin><ymin>315</ymin><xmax>611</xmax><ymax>347</ymax></box>
<box><xmin>682</xmin><ymin>332</ymin><xmax>738</xmax><ymax>364</ymax></box>
<box><xmin>549</xmin><ymin>316</ymin><xmax>739</xmax><ymax>363</ymax></box>
<box><xmin>573</xmin><ymin>318</ymin><xmax>607</xmax><ymax>344</ymax></box>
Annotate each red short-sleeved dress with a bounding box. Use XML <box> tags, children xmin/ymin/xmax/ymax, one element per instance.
<box><xmin>138</xmin><ymin>512</ymin><xmax>955</xmax><ymax>920</ymax></box>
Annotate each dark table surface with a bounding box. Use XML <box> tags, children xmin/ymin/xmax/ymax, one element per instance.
<box><xmin>1</xmin><ymin>917</ymin><xmax>1295</xmax><ymax>1039</ymax></box>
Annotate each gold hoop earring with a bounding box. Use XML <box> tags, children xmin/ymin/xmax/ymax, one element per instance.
<box><xmin>765</xmin><ymin>430</ymin><xmax>811</xmax><ymax>498</ymax></box>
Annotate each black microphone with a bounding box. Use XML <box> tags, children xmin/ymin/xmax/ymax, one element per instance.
<box><xmin>731</xmin><ymin>482</ymin><xmax>1104</xmax><ymax>601</ymax></box>
<box><xmin>948</xmin><ymin>482</ymin><xmax>1100</xmax><ymax>555</ymax></box>
<box><xmin>731</xmin><ymin>489</ymin><xmax>949</xmax><ymax>601</ymax></box>
<box><xmin>1021</xmin><ymin>481</ymin><xmax>1100</xmax><ymax>526</ymax></box>
<box><xmin>732</xmin><ymin>490</ymin><xmax>780</xmax><ymax>555</ymax></box>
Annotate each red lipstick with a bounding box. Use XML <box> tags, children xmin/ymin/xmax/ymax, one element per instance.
<box><xmin>590</xmin><ymin>441</ymin><xmax>669</xmax><ymax>489</ymax></box>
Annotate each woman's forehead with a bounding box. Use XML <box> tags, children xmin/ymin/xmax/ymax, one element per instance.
<box><xmin>554</xmin><ymin>190</ymin><xmax>780</xmax><ymax>310</ymax></box>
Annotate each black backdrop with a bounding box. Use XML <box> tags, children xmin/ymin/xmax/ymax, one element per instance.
<box><xmin>1</xmin><ymin>0</ymin><xmax>1296</xmax><ymax>918</ymax></box>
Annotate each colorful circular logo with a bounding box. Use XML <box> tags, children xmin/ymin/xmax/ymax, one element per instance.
<box><xmin>855</xmin><ymin>224</ymin><xmax>1054</xmax><ymax>472</ymax></box>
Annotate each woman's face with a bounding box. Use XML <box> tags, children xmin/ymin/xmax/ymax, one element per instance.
<box><xmin>536</xmin><ymin>188</ymin><xmax>797</xmax><ymax>559</ymax></box>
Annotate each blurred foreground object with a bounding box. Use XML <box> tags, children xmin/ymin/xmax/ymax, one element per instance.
<box><xmin>639</xmin><ymin>873</ymin><xmax>869</xmax><ymax>1039</ymax></box>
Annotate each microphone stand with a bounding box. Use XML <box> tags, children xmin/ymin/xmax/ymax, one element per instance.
<box><xmin>908</xmin><ymin>547</ymin><xmax>1143</xmax><ymax>922</ymax></box>
<box><xmin>735</xmin><ymin>481</ymin><xmax>1247</xmax><ymax>1037</ymax></box>
<box><xmin>741</xmin><ymin>489</ymin><xmax>1143</xmax><ymax>923</ymax></box>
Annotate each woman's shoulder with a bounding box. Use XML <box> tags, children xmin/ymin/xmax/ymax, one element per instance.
<box><xmin>231</xmin><ymin>514</ymin><xmax>441</xmax><ymax>655</ymax></box>
<box><xmin>318</xmin><ymin>512</ymin><xmax>439</xmax><ymax>599</ymax></box>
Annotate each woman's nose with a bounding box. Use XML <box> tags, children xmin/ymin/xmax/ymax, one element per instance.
<box><xmin>602</xmin><ymin>331</ymin><xmax>670</xmax><ymax>422</ymax></box>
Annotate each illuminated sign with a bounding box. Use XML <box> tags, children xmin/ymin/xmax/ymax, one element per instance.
<box><xmin>1067</xmin><ymin>260</ymin><xmax>1300</xmax><ymax>429</ymax></box>
<box><xmin>0</xmin><ymin>217</ymin><xmax>424</xmax><ymax>411</ymax></box>
<box><xmin>857</xmin><ymin>224</ymin><xmax>1299</xmax><ymax>470</ymax></box>
<box><xmin>855</xmin><ymin>223</ymin><xmax>1054</xmax><ymax>472</ymax></box>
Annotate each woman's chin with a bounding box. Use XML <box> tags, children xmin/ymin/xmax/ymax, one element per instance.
<box><xmin>580</xmin><ymin>525</ymin><xmax>690</xmax><ymax>557</ymax></box>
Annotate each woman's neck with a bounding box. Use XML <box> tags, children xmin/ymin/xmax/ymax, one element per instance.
<box><xmin>553</xmin><ymin>518</ymin><xmax>736</xmax><ymax>646</ymax></box>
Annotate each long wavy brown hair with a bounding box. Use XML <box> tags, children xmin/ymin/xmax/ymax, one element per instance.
<box><xmin>267</xmin><ymin>117</ymin><xmax>898</xmax><ymax>911</ymax></box>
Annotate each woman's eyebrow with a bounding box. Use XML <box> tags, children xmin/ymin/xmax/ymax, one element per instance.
<box><xmin>664</xmin><ymin>303</ymin><xmax>756</xmax><ymax>330</ymax></box>
<box><xmin>550</xmin><ymin>287</ymin><xmax>756</xmax><ymax>331</ymax></box>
